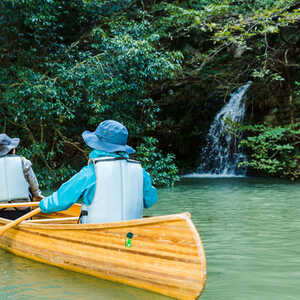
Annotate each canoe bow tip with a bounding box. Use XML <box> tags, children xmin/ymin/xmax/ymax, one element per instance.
<box><xmin>182</xmin><ymin>212</ymin><xmax>191</xmax><ymax>218</ymax></box>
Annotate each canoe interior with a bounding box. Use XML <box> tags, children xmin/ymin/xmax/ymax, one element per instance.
<box><xmin>0</xmin><ymin>204</ymin><xmax>206</xmax><ymax>300</ymax></box>
<box><xmin>32</xmin><ymin>203</ymin><xmax>81</xmax><ymax>223</ymax></box>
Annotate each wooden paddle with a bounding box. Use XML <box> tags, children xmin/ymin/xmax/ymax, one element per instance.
<box><xmin>0</xmin><ymin>207</ymin><xmax>41</xmax><ymax>235</ymax></box>
<box><xmin>0</xmin><ymin>202</ymin><xmax>40</xmax><ymax>209</ymax></box>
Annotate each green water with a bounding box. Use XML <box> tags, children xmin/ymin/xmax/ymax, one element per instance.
<box><xmin>1</xmin><ymin>177</ymin><xmax>300</xmax><ymax>300</ymax></box>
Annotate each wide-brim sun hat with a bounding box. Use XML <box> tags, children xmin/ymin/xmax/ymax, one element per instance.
<box><xmin>82</xmin><ymin>120</ymin><xmax>135</xmax><ymax>154</ymax></box>
<box><xmin>0</xmin><ymin>134</ymin><xmax>20</xmax><ymax>156</ymax></box>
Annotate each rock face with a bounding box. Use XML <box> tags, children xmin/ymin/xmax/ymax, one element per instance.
<box><xmin>154</xmin><ymin>13</ymin><xmax>300</xmax><ymax>172</ymax></box>
<box><xmin>156</xmin><ymin>59</ymin><xmax>300</xmax><ymax>173</ymax></box>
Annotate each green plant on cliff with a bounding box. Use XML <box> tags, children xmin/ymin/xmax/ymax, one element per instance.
<box><xmin>239</xmin><ymin>123</ymin><xmax>300</xmax><ymax>179</ymax></box>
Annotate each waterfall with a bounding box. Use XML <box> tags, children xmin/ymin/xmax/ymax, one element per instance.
<box><xmin>197</xmin><ymin>82</ymin><xmax>252</xmax><ymax>176</ymax></box>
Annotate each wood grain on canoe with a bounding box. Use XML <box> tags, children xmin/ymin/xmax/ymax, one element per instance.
<box><xmin>0</xmin><ymin>205</ymin><xmax>206</xmax><ymax>300</ymax></box>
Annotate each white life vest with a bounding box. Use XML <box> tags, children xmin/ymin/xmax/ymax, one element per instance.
<box><xmin>81</xmin><ymin>157</ymin><xmax>143</xmax><ymax>224</ymax></box>
<box><xmin>0</xmin><ymin>155</ymin><xmax>29</xmax><ymax>202</ymax></box>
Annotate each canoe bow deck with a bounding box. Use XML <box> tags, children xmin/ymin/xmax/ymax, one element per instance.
<box><xmin>0</xmin><ymin>204</ymin><xmax>206</xmax><ymax>300</ymax></box>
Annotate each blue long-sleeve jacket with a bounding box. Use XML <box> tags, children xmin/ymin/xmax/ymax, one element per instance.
<box><xmin>39</xmin><ymin>150</ymin><xmax>157</xmax><ymax>213</ymax></box>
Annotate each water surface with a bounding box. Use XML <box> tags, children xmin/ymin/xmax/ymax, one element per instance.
<box><xmin>1</xmin><ymin>177</ymin><xmax>300</xmax><ymax>300</ymax></box>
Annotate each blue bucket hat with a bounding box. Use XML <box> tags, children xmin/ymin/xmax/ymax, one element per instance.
<box><xmin>0</xmin><ymin>133</ymin><xmax>20</xmax><ymax>156</ymax></box>
<box><xmin>82</xmin><ymin>120</ymin><xmax>135</xmax><ymax>154</ymax></box>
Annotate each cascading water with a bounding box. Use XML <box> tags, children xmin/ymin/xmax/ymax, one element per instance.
<box><xmin>197</xmin><ymin>81</ymin><xmax>252</xmax><ymax>176</ymax></box>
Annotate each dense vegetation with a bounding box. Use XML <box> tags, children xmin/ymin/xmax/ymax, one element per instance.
<box><xmin>240</xmin><ymin>123</ymin><xmax>300</xmax><ymax>179</ymax></box>
<box><xmin>0</xmin><ymin>0</ymin><xmax>299</xmax><ymax>188</ymax></box>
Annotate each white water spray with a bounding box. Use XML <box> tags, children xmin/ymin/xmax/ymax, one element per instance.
<box><xmin>197</xmin><ymin>81</ymin><xmax>252</xmax><ymax>176</ymax></box>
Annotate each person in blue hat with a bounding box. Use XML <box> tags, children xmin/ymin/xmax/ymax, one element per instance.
<box><xmin>39</xmin><ymin>120</ymin><xmax>157</xmax><ymax>222</ymax></box>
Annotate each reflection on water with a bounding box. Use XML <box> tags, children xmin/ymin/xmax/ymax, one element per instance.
<box><xmin>1</xmin><ymin>177</ymin><xmax>300</xmax><ymax>300</ymax></box>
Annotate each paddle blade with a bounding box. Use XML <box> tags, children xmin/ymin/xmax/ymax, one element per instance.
<box><xmin>0</xmin><ymin>207</ymin><xmax>41</xmax><ymax>235</ymax></box>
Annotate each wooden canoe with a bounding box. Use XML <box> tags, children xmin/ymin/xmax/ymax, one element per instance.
<box><xmin>0</xmin><ymin>204</ymin><xmax>206</xmax><ymax>299</ymax></box>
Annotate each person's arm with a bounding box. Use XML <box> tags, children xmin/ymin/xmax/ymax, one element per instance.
<box><xmin>39</xmin><ymin>165</ymin><xmax>94</xmax><ymax>213</ymax></box>
<box><xmin>22</xmin><ymin>158</ymin><xmax>42</xmax><ymax>199</ymax></box>
<box><xmin>143</xmin><ymin>169</ymin><xmax>158</xmax><ymax>208</ymax></box>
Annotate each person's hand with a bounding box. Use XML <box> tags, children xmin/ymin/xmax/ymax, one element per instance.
<box><xmin>32</xmin><ymin>195</ymin><xmax>44</xmax><ymax>202</ymax></box>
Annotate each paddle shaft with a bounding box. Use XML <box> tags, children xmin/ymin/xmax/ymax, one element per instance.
<box><xmin>0</xmin><ymin>207</ymin><xmax>41</xmax><ymax>235</ymax></box>
<box><xmin>0</xmin><ymin>202</ymin><xmax>40</xmax><ymax>209</ymax></box>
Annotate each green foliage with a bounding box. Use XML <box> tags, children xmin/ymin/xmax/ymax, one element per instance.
<box><xmin>0</xmin><ymin>0</ymin><xmax>182</xmax><ymax>188</ymax></box>
<box><xmin>240</xmin><ymin>123</ymin><xmax>300</xmax><ymax>179</ymax></box>
<box><xmin>0</xmin><ymin>0</ymin><xmax>299</xmax><ymax>186</ymax></box>
<box><xmin>186</xmin><ymin>0</ymin><xmax>291</xmax><ymax>11</ymax></box>
<box><xmin>136</xmin><ymin>137</ymin><xmax>180</xmax><ymax>187</ymax></box>
<box><xmin>150</xmin><ymin>0</ymin><xmax>299</xmax><ymax>92</ymax></box>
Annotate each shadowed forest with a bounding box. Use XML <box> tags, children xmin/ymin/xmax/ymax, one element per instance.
<box><xmin>1</xmin><ymin>0</ymin><xmax>299</xmax><ymax>188</ymax></box>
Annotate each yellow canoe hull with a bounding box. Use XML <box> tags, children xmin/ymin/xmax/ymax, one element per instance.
<box><xmin>0</xmin><ymin>204</ymin><xmax>206</xmax><ymax>300</ymax></box>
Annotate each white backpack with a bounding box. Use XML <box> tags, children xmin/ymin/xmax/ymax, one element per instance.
<box><xmin>81</xmin><ymin>157</ymin><xmax>143</xmax><ymax>224</ymax></box>
<box><xmin>0</xmin><ymin>155</ymin><xmax>29</xmax><ymax>202</ymax></box>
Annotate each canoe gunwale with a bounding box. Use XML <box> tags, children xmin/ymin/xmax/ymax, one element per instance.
<box><xmin>1</xmin><ymin>212</ymin><xmax>192</xmax><ymax>230</ymax></box>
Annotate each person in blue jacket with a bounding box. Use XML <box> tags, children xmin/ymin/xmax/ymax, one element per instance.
<box><xmin>39</xmin><ymin>120</ymin><xmax>158</xmax><ymax>215</ymax></box>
